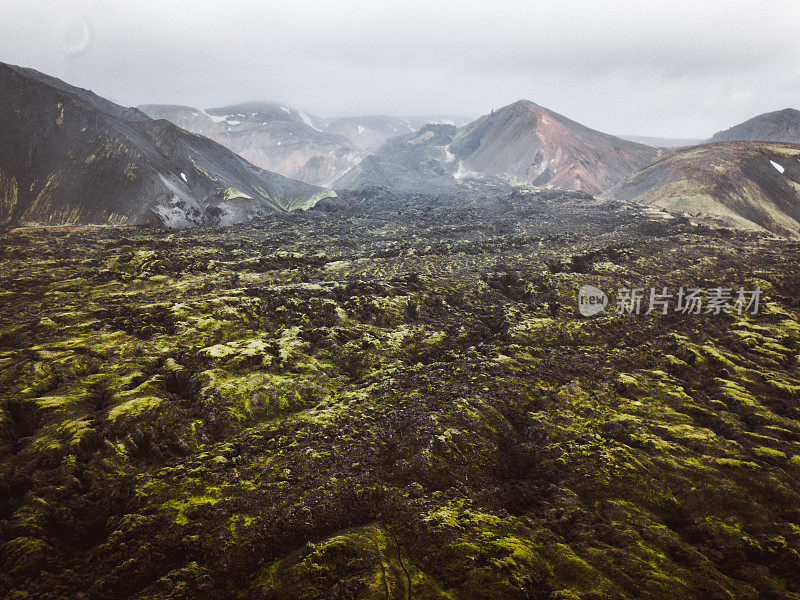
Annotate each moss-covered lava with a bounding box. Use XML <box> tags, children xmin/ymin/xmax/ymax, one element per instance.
<box><xmin>2</xmin><ymin>189</ymin><xmax>800</xmax><ymax>599</ymax></box>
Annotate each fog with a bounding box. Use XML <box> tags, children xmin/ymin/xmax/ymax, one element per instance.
<box><xmin>1</xmin><ymin>0</ymin><xmax>798</xmax><ymax>137</ymax></box>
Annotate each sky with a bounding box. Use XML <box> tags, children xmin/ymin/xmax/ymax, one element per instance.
<box><xmin>1</xmin><ymin>0</ymin><xmax>798</xmax><ymax>138</ymax></box>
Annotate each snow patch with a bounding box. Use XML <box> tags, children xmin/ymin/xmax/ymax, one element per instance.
<box><xmin>297</xmin><ymin>109</ymin><xmax>321</xmax><ymax>131</ymax></box>
<box><xmin>226</xmin><ymin>120</ymin><xmax>242</xmax><ymax>126</ymax></box>
<box><xmin>771</xmin><ymin>160</ymin><xmax>785</xmax><ymax>174</ymax></box>
<box><xmin>199</xmin><ymin>109</ymin><xmax>228</xmax><ymax>123</ymax></box>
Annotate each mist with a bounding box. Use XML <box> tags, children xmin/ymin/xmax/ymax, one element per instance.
<box><xmin>1</xmin><ymin>0</ymin><xmax>798</xmax><ymax>137</ymax></box>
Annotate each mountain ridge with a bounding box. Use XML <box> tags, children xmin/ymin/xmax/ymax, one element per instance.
<box><xmin>339</xmin><ymin>99</ymin><xmax>661</xmax><ymax>194</ymax></box>
<box><xmin>0</xmin><ymin>63</ymin><xmax>331</xmax><ymax>228</ymax></box>
<box><xmin>709</xmin><ymin>108</ymin><xmax>800</xmax><ymax>144</ymax></box>
<box><xmin>611</xmin><ymin>141</ymin><xmax>800</xmax><ymax>236</ymax></box>
<box><xmin>138</xmin><ymin>103</ymin><xmax>475</xmax><ymax>185</ymax></box>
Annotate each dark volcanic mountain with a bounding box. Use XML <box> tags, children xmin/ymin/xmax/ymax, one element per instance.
<box><xmin>448</xmin><ymin>100</ymin><xmax>660</xmax><ymax>193</ymax></box>
<box><xmin>0</xmin><ymin>64</ymin><xmax>331</xmax><ymax>228</ymax></box>
<box><xmin>612</xmin><ymin>141</ymin><xmax>800</xmax><ymax>236</ymax></box>
<box><xmin>138</xmin><ymin>103</ymin><xmax>361</xmax><ymax>187</ymax></box>
<box><xmin>709</xmin><ymin>108</ymin><xmax>800</xmax><ymax>144</ymax></box>
<box><xmin>334</xmin><ymin>123</ymin><xmax>463</xmax><ymax>193</ymax></box>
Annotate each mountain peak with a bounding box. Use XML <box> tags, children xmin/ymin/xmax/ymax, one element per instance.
<box><xmin>448</xmin><ymin>100</ymin><xmax>658</xmax><ymax>193</ymax></box>
<box><xmin>507</xmin><ymin>99</ymin><xmax>537</xmax><ymax>108</ymax></box>
<box><xmin>497</xmin><ymin>99</ymin><xmax>542</xmax><ymax>114</ymax></box>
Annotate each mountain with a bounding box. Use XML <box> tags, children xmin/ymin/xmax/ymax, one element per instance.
<box><xmin>709</xmin><ymin>108</ymin><xmax>800</xmax><ymax>144</ymax></box>
<box><xmin>143</xmin><ymin>98</ymin><xmax>660</xmax><ymax>196</ymax></box>
<box><xmin>324</xmin><ymin>114</ymin><xmax>473</xmax><ymax>151</ymax></box>
<box><xmin>333</xmin><ymin>123</ymin><xmax>463</xmax><ymax>193</ymax></box>
<box><xmin>448</xmin><ymin>100</ymin><xmax>660</xmax><ymax>193</ymax></box>
<box><xmin>323</xmin><ymin>116</ymin><xmax>418</xmax><ymax>152</ymax></box>
<box><xmin>138</xmin><ymin>103</ymin><xmax>361</xmax><ymax>187</ymax></box>
<box><xmin>403</xmin><ymin>115</ymin><xmax>475</xmax><ymax>129</ymax></box>
<box><xmin>612</xmin><ymin>141</ymin><xmax>800</xmax><ymax>236</ymax></box>
<box><xmin>0</xmin><ymin>64</ymin><xmax>332</xmax><ymax>228</ymax></box>
<box><xmin>140</xmin><ymin>101</ymin><xmax>327</xmax><ymax>138</ymax></box>
<box><xmin>336</xmin><ymin>100</ymin><xmax>660</xmax><ymax>194</ymax></box>
<box><xmin>620</xmin><ymin>135</ymin><xmax>704</xmax><ymax>148</ymax></box>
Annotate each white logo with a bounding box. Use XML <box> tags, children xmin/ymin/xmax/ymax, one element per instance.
<box><xmin>578</xmin><ymin>285</ymin><xmax>608</xmax><ymax>316</ymax></box>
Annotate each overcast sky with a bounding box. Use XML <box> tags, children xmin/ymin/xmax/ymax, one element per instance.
<box><xmin>1</xmin><ymin>0</ymin><xmax>798</xmax><ymax>138</ymax></box>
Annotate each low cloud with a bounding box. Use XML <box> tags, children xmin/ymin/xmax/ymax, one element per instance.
<box><xmin>1</xmin><ymin>0</ymin><xmax>798</xmax><ymax>137</ymax></box>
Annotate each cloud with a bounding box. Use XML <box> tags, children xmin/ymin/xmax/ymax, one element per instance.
<box><xmin>0</xmin><ymin>0</ymin><xmax>798</xmax><ymax>137</ymax></box>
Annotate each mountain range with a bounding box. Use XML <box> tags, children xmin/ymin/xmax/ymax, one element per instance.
<box><xmin>3</xmin><ymin>61</ymin><xmax>800</xmax><ymax>236</ymax></box>
<box><xmin>612</xmin><ymin>110</ymin><xmax>800</xmax><ymax>235</ymax></box>
<box><xmin>619</xmin><ymin>135</ymin><xmax>705</xmax><ymax>147</ymax></box>
<box><xmin>138</xmin><ymin>103</ymin><xmax>473</xmax><ymax>186</ymax></box>
<box><xmin>137</xmin><ymin>102</ymin><xmax>361</xmax><ymax>187</ymax></box>
<box><xmin>335</xmin><ymin>101</ymin><xmax>661</xmax><ymax>196</ymax></box>
<box><xmin>0</xmin><ymin>64</ymin><xmax>332</xmax><ymax>228</ymax></box>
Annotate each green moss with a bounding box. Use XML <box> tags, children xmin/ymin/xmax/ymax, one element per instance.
<box><xmin>752</xmin><ymin>446</ymin><xmax>787</xmax><ymax>461</ymax></box>
<box><xmin>2</xmin><ymin>537</ymin><xmax>54</xmax><ymax>578</ymax></box>
<box><xmin>541</xmin><ymin>543</ymin><xmax>617</xmax><ymax>595</ymax></box>
<box><xmin>712</xmin><ymin>457</ymin><xmax>761</xmax><ymax>470</ymax></box>
<box><xmin>107</xmin><ymin>395</ymin><xmax>163</xmax><ymax>420</ymax></box>
<box><xmin>164</xmin><ymin>492</ymin><xmax>223</xmax><ymax>525</ymax></box>
<box><xmin>701</xmin><ymin>345</ymin><xmax>739</xmax><ymax>371</ymax></box>
<box><xmin>716</xmin><ymin>378</ymin><xmax>758</xmax><ymax>408</ymax></box>
<box><xmin>4</xmin><ymin>191</ymin><xmax>800</xmax><ymax>599</ymax></box>
<box><xmin>0</xmin><ymin>169</ymin><xmax>19</xmax><ymax>222</ymax></box>
<box><xmin>255</xmin><ymin>523</ymin><xmax>415</xmax><ymax>599</ymax></box>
